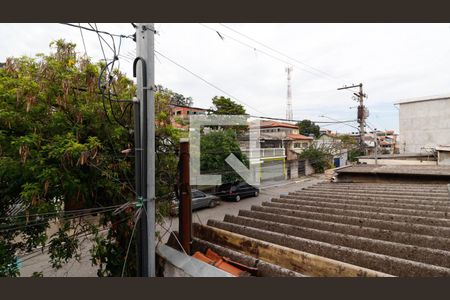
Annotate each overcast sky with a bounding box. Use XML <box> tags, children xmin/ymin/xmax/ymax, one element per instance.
<box><xmin>2</xmin><ymin>23</ymin><xmax>450</xmax><ymax>133</ymax></box>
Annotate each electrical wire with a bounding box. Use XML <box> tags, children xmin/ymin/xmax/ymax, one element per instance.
<box><xmin>154</xmin><ymin>50</ymin><xmax>265</xmax><ymax>115</ymax></box>
<box><xmin>121</xmin><ymin>207</ymin><xmax>142</xmax><ymax>277</ymax></box>
<box><xmin>60</xmin><ymin>23</ymin><xmax>134</xmax><ymax>39</ymax></box>
<box><xmin>200</xmin><ymin>23</ymin><xmax>358</xmax><ymax>95</ymax></box>
<box><xmin>218</xmin><ymin>23</ymin><xmax>337</xmax><ymax>80</ymax></box>
<box><xmin>78</xmin><ymin>23</ymin><xmax>87</xmax><ymax>56</ymax></box>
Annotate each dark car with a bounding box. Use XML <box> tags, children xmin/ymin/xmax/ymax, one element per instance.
<box><xmin>217</xmin><ymin>181</ymin><xmax>260</xmax><ymax>202</ymax></box>
<box><xmin>170</xmin><ymin>189</ymin><xmax>220</xmax><ymax>215</ymax></box>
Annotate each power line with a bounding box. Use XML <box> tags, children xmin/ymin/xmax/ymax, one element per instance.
<box><xmin>154</xmin><ymin>50</ymin><xmax>265</xmax><ymax>115</ymax></box>
<box><xmin>78</xmin><ymin>23</ymin><xmax>87</xmax><ymax>56</ymax></box>
<box><xmin>218</xmin><ymin>23</ymin><xmax>337</xmax><ymax>80</ymax></box>
<box><xmin>199</xmin><ymin>23</ymin><xmax>326</xmax><ymax>79</ymax></box>
<box><xmin>60</xmin><ymin>23</ymin><xmax>134</xmax><ymax>39</ymax></box>
<box><xmin>201</xmin><ymin>23</ymin><xmax>358</xmax><ymax>96</ymax></box>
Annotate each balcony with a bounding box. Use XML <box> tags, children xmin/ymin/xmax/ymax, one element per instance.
<box><xmin>241</xmin><ymin>148</ymin><xmax>286</xmax><ymax>160</ymax></box>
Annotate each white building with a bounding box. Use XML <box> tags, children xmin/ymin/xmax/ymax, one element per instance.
<box><xmin>396</xmin><ymin>94</ymin><xmax>450</xmax><ymax>153</ymax></box>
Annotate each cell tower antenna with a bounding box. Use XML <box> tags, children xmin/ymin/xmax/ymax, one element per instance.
<box><xmin>285</xmin><ymin>66</ymin><xmax>293</xmax><ymax>121</ymax></box>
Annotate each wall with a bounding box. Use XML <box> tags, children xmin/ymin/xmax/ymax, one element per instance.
<box><xmin>305</xmin><ymin>159</ymin><xmax>315</xmax><ymax>176</ymax></box>
<box><xmin>359</xmin><ymin>158</ymin><xmax>436</xmax><ymax>166</ymax></box>
<box><xmin>438</xmin><ymin>151</ymin><xmax>450</xmax><ymax>166</ymax></box>
<box><xmin>399</xmin><ymin>98</ymin><xmax>450</xmax><ymax>153</ymax></box>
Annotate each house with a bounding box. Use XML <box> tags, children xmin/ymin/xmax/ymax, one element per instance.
<box><xmin>169</xmin><ymin>104</ymin><xmax>210</xmax><ymax>130</ymax></box>
<box><xmin>240</xmin><ymin>120</ymin><xmax>314</xmax><ymax>182</ymax></box>
<box><xmin>314</xmin><ymin>130</ymin><xmax>349</xmax><ymax>168</ymax></box>
<box><xmin>396</xmin><ymin>94</ymin><xmax>450</xmax><ymax>154</ymax></box>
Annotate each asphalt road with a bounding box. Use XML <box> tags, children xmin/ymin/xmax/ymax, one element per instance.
<box><xmin>19</xmin><ymin>175</ymin><xmax>325</xmax><ymax>277</ymax></box>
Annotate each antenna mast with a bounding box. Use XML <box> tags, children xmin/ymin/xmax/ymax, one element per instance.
<box><xmin>285</xmin><ymin>66</ymin><xmax>293</xmax><ymax>121</ymax></box>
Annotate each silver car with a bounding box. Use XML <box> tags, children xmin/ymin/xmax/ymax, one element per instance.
<box><xmin>170</xmin><ymin>189</ymin><xmax>220</xmax><ymax>215</ymax></box>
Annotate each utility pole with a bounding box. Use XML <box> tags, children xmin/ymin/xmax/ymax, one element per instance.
<box><xmin>285</xmin><ymin>66</ymin><xmax>293</xmax><ymax>121</ymax></box>
<box><xmin>178</xmin><ymin>138</ymin><xmax>192</xmax><ymax>254</ymax></box>
<box><xmin>134</xmin><ymin>23</ymin><xmax>155</xmax><ymax>277</ymax></box>
<box><xmin>338</xmin><ymin>83</ymin><xmax>368</xmax><ymax>154</ymax></box>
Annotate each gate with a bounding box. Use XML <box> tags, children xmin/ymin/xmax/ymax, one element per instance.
<box><xmin>298</xmin><ymin>159</ymin><xmax>306</xmax><ymax>176</ymax></box>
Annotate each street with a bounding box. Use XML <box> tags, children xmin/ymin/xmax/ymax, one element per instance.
<box><xmin>19</xmin><ymin>175</ymin><xmax>325</xmax><ymax>277</ymax></box>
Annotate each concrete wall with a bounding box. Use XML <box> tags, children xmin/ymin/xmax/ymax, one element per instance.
<box><xmin>399</xmin><ymin>98</ymin><xmax>450</xmax><ymax>153</ymax></box>
<box><xmin>359</xmin><ymin>158</ymin><xmax>437</xmax><ymax>166</ymax></box>
<box><xmin>305</xmin><ymin>159</ymin><xmax>314</xmax><ymax>176</ymax></box>
<box><xmin>438</xmin><ymin>151</ymin><xmax>450</xmax><ymax>166</ymax></box>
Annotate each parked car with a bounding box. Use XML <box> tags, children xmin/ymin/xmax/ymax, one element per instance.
<box><xmin>170</xmin><ymin>189</ymin><xmax>220</xmax><ymax>216</ymax></box>
<box><xmin>216</xmin><ymin>181</ymin><xmax>260</xmax><ymax>202</ymax></box>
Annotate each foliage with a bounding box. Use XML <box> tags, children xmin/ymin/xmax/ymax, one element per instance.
<box><xmin>348</xmin><ymin>148</ymin><xmax>364</xmax><ymax>162</ymax></box>
<box><xmin>297</xmin><ymin>119</ymin><xmax>320</xmax><ymax>138</ymax></box>
<box><xmin>338</xmin><ymin>134</ymin><xmax>357</xmax><ymax>148</ymax></box>
<box><xmin>200</xmin><ymin>129</ymin><xmax>248</xmax><ymax>184</ymax></box>
<box><xmin>338</xmin><ymin>134</ymin><xmax>360</xmax><ymax>162</ymax></box>
<box><xmin>0</xmin><ymin>40</ymin><xmax>182</xmax><ymax>277</ymax></box>
<box><xmin>211</xmin><ymin>96</ymin><xmax>246</xmax><ymax>115</ymax></box>
<box><xmin>299</xmin><ymin>145</ymin><xmax>333</xmax><ymax>173</ymax></box>
<box><xmin>156</xmin><ymin>85</ymin><xmax>192</xmax><ymax>107</ymax></box>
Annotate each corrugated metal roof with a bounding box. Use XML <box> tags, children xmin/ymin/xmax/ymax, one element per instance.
<box><xmin>193</xmin><ymin>182</ymin><xmax>450</xmax><ymax>277</ymax></box>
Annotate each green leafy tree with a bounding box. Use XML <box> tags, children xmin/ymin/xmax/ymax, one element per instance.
<box><xmin>297</xmin><ymin>119</ymin><xmax>320</xmax><ymax>138</ymax></box>
<box><xmin>156</xmin><ymin>85</ymin><xmax>192</xmax><ymax>107</ymax></box>
<box><xmin>200</xmin><ymin>129</ymin><xmax>248</xmax><ymax>184</ymax></box>
<box><xmin>338</xmin><ymin>134</ymin><xmax>361</xmax><ymax>162</ymax></box>
<box><xmin>0</xmin><ymin>40</ymin><xmax>181</xmax><ymax>277</ymax></box>
<box><xmin>211</xmin><ymin>96</ymin><xmax>246</xmax><ymax>115</ymax></box>
<box><xmin>299</xmin><ymin>144</ymin><xmax>333</xmax><ymax>173</ymax></box>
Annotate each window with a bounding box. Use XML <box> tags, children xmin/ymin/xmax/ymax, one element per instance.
<box><xmin>192</xmin><ymin>190</ymin><xmax>205</xmax><ymax>198</ymax></box>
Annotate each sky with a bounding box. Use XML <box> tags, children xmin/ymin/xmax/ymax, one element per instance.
<box><xmin>2</xmin><ymin>23</ymin><xmax>450</xmax><ymax>133</ymax></box>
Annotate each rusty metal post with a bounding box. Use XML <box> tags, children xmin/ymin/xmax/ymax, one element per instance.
<box><xmin>179</xmin><ymin>138</ymin><xmax>192</xmax><ymax>254</ymax></box>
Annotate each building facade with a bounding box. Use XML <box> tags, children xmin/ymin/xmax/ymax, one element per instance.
<box><xmin>397</xmin><ymin>94</ymin><xmax>450</xmax><ymax>153</ymax></box>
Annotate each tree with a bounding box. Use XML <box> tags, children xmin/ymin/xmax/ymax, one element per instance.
<box><xmin>0</xmin><ymin>40</ymin><xmax>181</xmax><ymax>277</ymax></box>
<box><xmin>200</xmin><ymin>129</ymin><xmax>248</xmax><ymax>184</ymax></box>
<box><xmin>156</xmin><ymin>85</ymin><xmax>192</xmax><ymax>107</ymax></box>
<box><xmin>298</xmin><ymin>144</ymin><xmax>333</xmax><ymax>173</ymax></box>
<box><xmin>338</xmin><ymin>134</ymin><xmax>361</xmax><ymax>162</ymax></box>
<box><xmin>297</xmin><ymin>119</ymin><xmax>320</xmax><ymax>138</ymax></box>
<box><xmin>211</xmin><ymin>96</ymin><xmax>246</xmax><ymax>115</ymax></box>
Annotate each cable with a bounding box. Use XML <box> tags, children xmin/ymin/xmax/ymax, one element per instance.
<box><xmin>218</xmin><ymin>23</ymin><xmax>337</xmax><ymax>80</ymax></box>
<box><xmin>154</xmin><ymin>50</ymin><xmax>265</xmax><ymax>115</ymax></box>
<box><xmin>199</xmin><ymin>23</ymin><xmax>323</xmax><ymax>79</ymax></box>
<box><xmin>60</xmin><ymin>23</ymin><xmax>134</xmax><ymax>39</ymax></box>
<box><xmin>78</xmin><ymin>23</ymin><xmax>87</xmax><ymax>56</ymax></box>
<box><xmin>200</xmin><ymin>23</ymin><xmax>359</xmax><ymax>95</ymax></box>
<box><xmin>0</xmin><ymin>206</ymin><xmax>126</xmax><ymax>233</ymax></box>
<box><xmin>121</xmin><ymin>207</ymin><xmax>141</xmax><ymax>277</ymax></box>
<box><xmin>0</xmin><ymin>203</ymin><xmax>127</xmax><ymax>221</ymax></box>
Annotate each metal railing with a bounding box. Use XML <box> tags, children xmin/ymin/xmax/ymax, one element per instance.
<box><xmin>241</xmin><ymin>148</ymin><xmax>286</xmax><ymax>158</ymax></box>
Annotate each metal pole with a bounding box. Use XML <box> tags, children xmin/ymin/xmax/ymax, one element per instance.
<box><xmin>132</xmin><ymin>97</ymin><xmax>143</xmax><ymax>276</ymax></box>
<box><xmin>359</xmin><ymin>84</ymin><xmax>365</xmax><ymax>155</ymax></box>
<box><xmin>374</xmin><ymin>131</ymin><xmax>378</xmax><ymax>166</ymax></box>
<box><xmin>136</xmin><ymin>23</ymin><xmax>155</xmax><ymax>277</ymax></box>
<box><xmin>179</xmin><ymin>138</ymin><xmax>192</xmax><ymax>254</ymax></box>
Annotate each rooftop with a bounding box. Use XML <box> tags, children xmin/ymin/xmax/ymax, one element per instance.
<box><xmin>260</xmin><ymin>120</ymin><xmax>298</xmax><ymax>129</ymax></box>
<box><xmin>395</xmin><ymin>93</ymin><xmax>450</xmax><ymax>105</ymax></box>
<box><xmin>191</xmin><ymin>181</ymin><xmax>450</xmax><ymax>276</ymax></box>
<box><xmin>336</xmin><ymin>164</ymin><xmax>450</xmax><ymax>176</ymax></box>
<box><xmin>287</xmin><ymin>133</ymin><xmax>313</xmax><ymax>140</ymax></box>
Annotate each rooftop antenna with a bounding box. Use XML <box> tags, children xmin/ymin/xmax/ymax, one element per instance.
<box><xmin>285</xmin><ymin>66</ymin><xmax>293</xmax><ymax>121</ymax></box>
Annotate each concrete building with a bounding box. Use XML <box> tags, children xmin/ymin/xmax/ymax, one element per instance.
<box><xmin>240</xmin><ymin>121</ymin><xmax>314</xmax><ymax>182</ymax></box>
<box><xmin>169</xmin><ymin>104</ymin><xmax>209</xmax><ymax>130</ymax></box>
<box><xmin>396</xmin><ymin>94</ymin><xmax>450</xmax><ymax>153</ymax></box>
